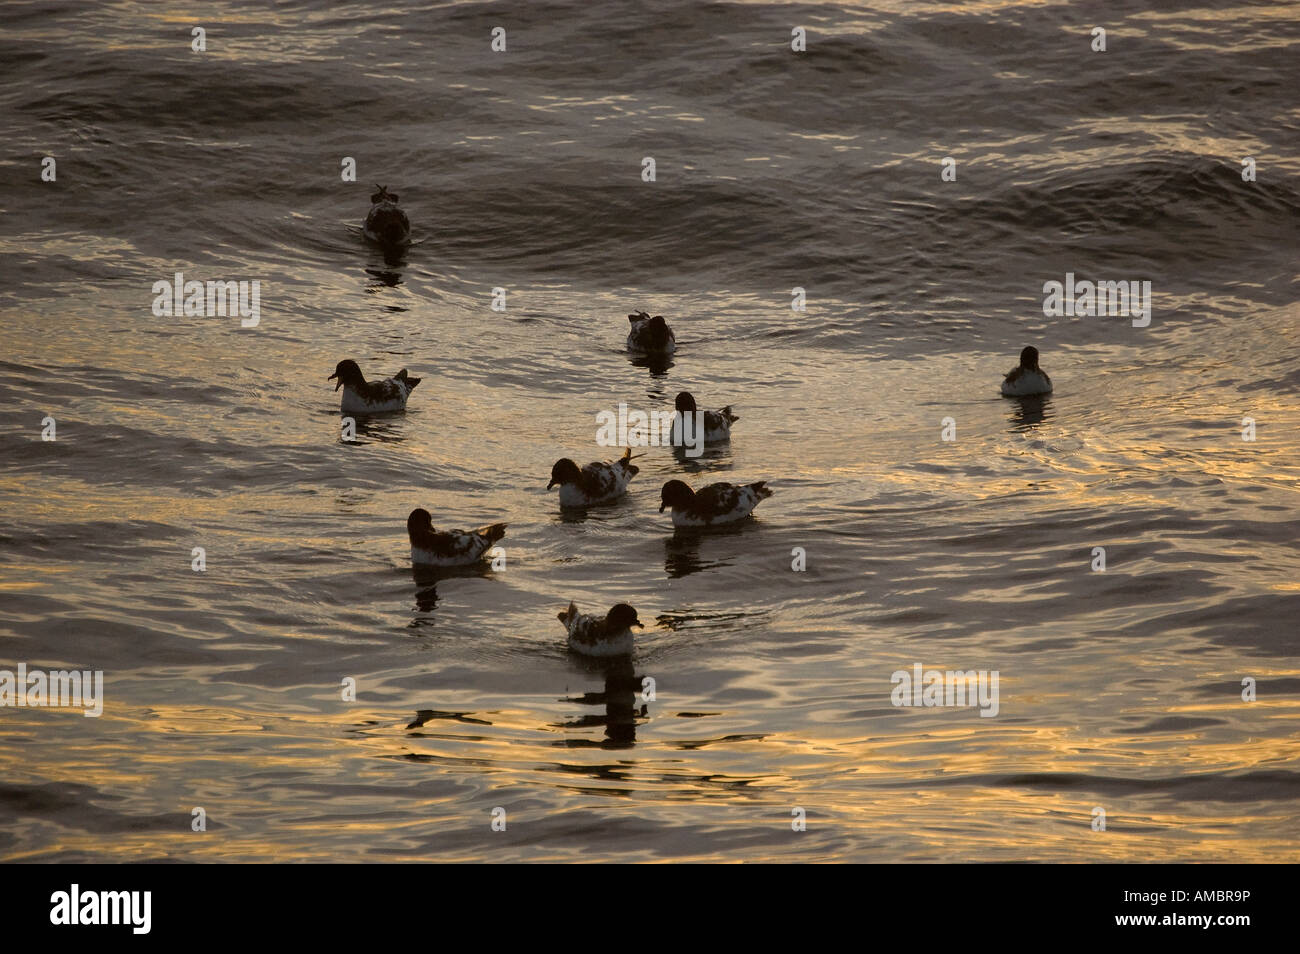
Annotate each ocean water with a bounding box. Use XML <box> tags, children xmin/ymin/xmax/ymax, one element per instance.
<box><xmin>1</xmin><ymin>0</ymin><xmax>1298</xmax><ymax>862</ymax></box>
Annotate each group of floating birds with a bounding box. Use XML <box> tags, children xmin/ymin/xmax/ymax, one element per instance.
<box><xmin>343</xmin><ymin>188</ymin><xmax>1053</xmax><ymax>656</ymax></box>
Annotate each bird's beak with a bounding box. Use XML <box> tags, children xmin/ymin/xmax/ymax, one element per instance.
<box><xmin>546</xmin><ymin>479</ymin><xmax>556</xmax><ymax>490</ymax></box>
<box><xmin>633</xmin><ymin>619</ymin><xmax>644</xmax><ymax>629</ymax></box>
<box><xmin>658</xmin><ymin>502</ymin><xmax>666</xmax><ymax>512</ymax></box>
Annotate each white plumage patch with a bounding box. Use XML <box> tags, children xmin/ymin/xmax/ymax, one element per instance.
<box><xmin>409</xmin><ymin>524</ymin><xmax>505</xmax><ymax>567</ymax></box>
<box><xmin>670</xmin><ymin>407</ymin><xmax>735</xmax><ymax>445</ymax></box>
<box><xmin>626</xmin><ymin>312</ymin><xmax>676</xmax><ymax>354</ymax></box>
<box><xmin>1000</xmin><ymin>368</ymin><xmax>1053</xmax><ymax>397</ymax></box>
<box><xmin>556</xmin><ymin>457</ymin><xmax>639</xmax><ymax>507</ymax></box>
<box><xmin>666</xmin><ymin>482</ymin><xmax>771</xmax><ymax>528</ymax></box>
<box><xmin>559</xmin><ymin>603</ymin><xmax>636</xmax><ymax>657</ymax></box>
<box><xmin>339</xmin><ymin>376</ymin><xmax>418</xmax><ymax>414</ymax></box>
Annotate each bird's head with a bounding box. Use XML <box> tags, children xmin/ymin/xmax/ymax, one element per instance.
<box><xmin>328</xmin><ymin>359</ymin><xmax>364</xmax><ymax>391</ymax></box>
<box><xmin>548</xmin><ymin>458</ymin><xmax>582</xmax><ymax>490</ymax></box>
<box><xmin>659</xmin><ymin>479</ymin><xmax>694</xmax><ymax>512</ymax></box>
<box><xmin>606</xmin><ymin>603</ymin><xmax>644</xmax><ymax>630</ymax></box>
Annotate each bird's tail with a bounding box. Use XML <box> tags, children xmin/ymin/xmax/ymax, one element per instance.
<box><xmin>620</xmin><ymin>447</ymin><xmax>643</xmax><ymax>476</ymax></box>
<box><xmin>721</xmin><ymin>405</ymin><xmax>739</xmax><ymax>423</ymax></box>
<box><xmin>476</xmin><ymin>523</ymin><xmax>507</xmax><ymax>545</ymax></box>
<box><xmin>396</xmin><ymin>369</ymin><xmax>421</xmax><ymax>392</ymax></box>
<box><xmin>751</xmin><ymin>481</ymin><xmax>773</xmax><ymax>500</ymax></box>
<box><xmin>557</xmin><ymin>600</ymin><xmax>579</xmax><ymax>624</ymax></box>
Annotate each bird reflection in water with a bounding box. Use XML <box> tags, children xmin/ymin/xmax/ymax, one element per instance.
<box><xmin>405</xmin><ymin>708</ymin><xmax>493</xmax><ymax>730</ymax></box>
<box><xmin>412</xmin><ymin>573</ymin><xmax>439</xmax><ymax>614</ymax></box>
<box><xmin>671</xmin><ymin>440</ymin><xmax>732</xmax><ymax>473</ymax></box>
<box><xmin>628</xmin><ymin>351</ymin><xmax>674</xmax><ymax>377</ymax></box>
<box><xmin>409</xmin><ymin>563</ymin><xmax>498</xmax><ymax>617</ymax></box>
<box><xmin>553</xmin><ymin>498</ymin><xmax>636</xmax><ymax>527</ymax></box>
<box><xmin>663</xmin><ymin>529</ymin><xmax>706</xmax><ymax>578</ymax></box>
<box><xmin>368</xmin><ymin>234</ymin><xmax>422</xmax><ymax>271</ymax></box>
<box><xmin>1007</xmin><ymin>394</ymin><xmax>1054</xmax><ymax>432</ymax></box>
<box><xmin>342</xmin><ymin>413</ymin><xmax>407</xmax><ymax>445</ymax></box>
<box><xmin>557</xmin><ymin>658</ymin><xmax>650</xmax><ymax>748</ymax></box>
<box><xmin>663</xmin><ymin>524</ymin><xmax>743</xmax><ymax>578</ymax></box>
<box><xmin>364</xmin><ymin>265</ymin><xmax>404</xmax><ymax>288</ymax></box>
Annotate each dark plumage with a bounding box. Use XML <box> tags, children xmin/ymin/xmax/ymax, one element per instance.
<box><xmin>1001</xmin><ymin>345</ymin><xmax>1053</xmax><ymax>396</ymax></box>
<box><xmin>626</xmin><ymin>310</ymin><xmax>676</xmax><ymax>354</ymax></box>
<box><xmin>363</xmin><ymin>184</ymin><xmax>411</xmax><ymax>247</ymax></box>
<box><xmin>547</xmin><ymin>448</ymin><xmax>640</xmax><ymax>506</ymax></box>
<box><xmin>673</xmin><ymin>390</ymin><xmax>738</xmax><ymax>443</ymax></box>
<box><xmin>659</xmin><ymin>479</ymin><xmax>772</xmax><ymax>527</ymax></box>
<box><xmin>558</xmin><ymin>601</ymin><xmax>644</xmax><ymax>656</ymax></box>
<box><xmin>328</xmin><ymin>359</ymin><xmax>421</xmax><ymax>413</ymax></box>
<box><xmin>407</xmin><ymin>508</ymin><xmax>506</xmax><ymax>567</ymax></box>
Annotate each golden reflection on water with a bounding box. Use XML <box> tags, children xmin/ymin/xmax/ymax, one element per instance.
<box><xmin>2</xmin><ymin>681</ymin><xmax>1296</xmax><ymax>861</ymax></box>
<box><xmin>3</xmin><ymin>0</ymin><xmax>1300</xmax><ymax>864</ymax></box>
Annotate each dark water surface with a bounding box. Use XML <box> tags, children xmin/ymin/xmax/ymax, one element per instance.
<box><xmin>1</xmin><ymin>0</ymin><xmax>1298</xmax><ymax>861</ymax></box>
